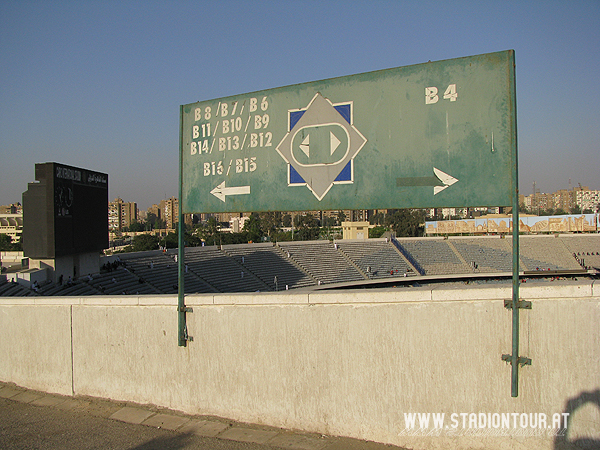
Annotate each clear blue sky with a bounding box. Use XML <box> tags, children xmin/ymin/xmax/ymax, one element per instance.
<box><xmin>1</xmin><ymin>0</ymin><xmax>599</xmax><ymax>210</ymax></box>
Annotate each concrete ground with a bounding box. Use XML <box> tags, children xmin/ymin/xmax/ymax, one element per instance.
<box><xmin>0</xmin><ymin>382</ymin><xmax>405</xmax><ymax>450</ymax></box>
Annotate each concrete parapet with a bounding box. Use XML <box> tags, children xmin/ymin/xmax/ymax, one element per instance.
<box><xmin>0</xmin><ymin>305</ymin><xmax>73</xmax><ymax>396</ymax></box>
<box><xmin>214</xmin><ymin>292</ymin><xmax>310</xmax><ymax>305</ymax></box>
<box><xmin>0</xmin><ymin>282</ymin><xmax>598</xmax><ymax>449</ymax></box>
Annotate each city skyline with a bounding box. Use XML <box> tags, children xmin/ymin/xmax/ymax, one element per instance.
<box><xmin>4</xmin><ymin>178</ymin><xmax>599</xmax><ymax>215</ymax></box>
<box><xmin>1</xmin><ymin>1</ymin><xmax>599</xmax><ymax>211</ymax></box>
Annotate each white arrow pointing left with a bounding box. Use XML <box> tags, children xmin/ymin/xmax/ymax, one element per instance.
<box><xmin>210</xmin><ymin>181</ymin><xmax>251</xmax><ymax>202</ymax></box>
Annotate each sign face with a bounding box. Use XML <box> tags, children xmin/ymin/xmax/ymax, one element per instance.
<box><xmin>181</xmin><ymin>50</ymin><xmax>516</xmax><ymax>214</ymax></box>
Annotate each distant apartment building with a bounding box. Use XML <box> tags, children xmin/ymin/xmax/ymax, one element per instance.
<box><xmin>521</xmin><ymin>191</ymin><xmax>555</xmax><ymax>214</ymax></box>
<box><xmin>0</xmin><ymin>203</ymin><xmax>22</xmax><ymax>214</ymax></box>
<box><xmin>192</xmin><ymin>209</ymin><xmax>374</xmax><ymax>228</ymax></box>
<box><xmin>147</xmin><ymin>204</ymin><xmax>161</xmax><ymax>220</ymax></box>
<box><xmin>350</xmin><ymin>209</ymin><xmax>368</xmax><ymax>222</ymax></box>
<box><xmin>520</xmin><ymin>186</ymin><xmax>600</xmax><ymax>214</ymax></box>
<box><xmin>294</xmin><ymin>209</ymin><xmax>360</xmax><ymax>224</ymax></box>
<box><xmin>441</xmin><ymin>207</ymin><xmax>469</xmax><ymax>218</ymax></box>
<box><xmin>229</xmin><ymin>216</ymin><xmax>249</xmax><ymax>232</ymax></box>
<box><xmin>576</xmin><ymin>188</ymin><xmax>600</xmax><ymax>213</ymax></box>
<box><xmin>159</xmin><ymin>197</ymin><xmax>178</xmax><ymax>230</ymax></box>
<box><xmin>520</xmin><ymin>194</ymin><xmax>532</xmax><ymax>210</ymax></box>
<box><xmin>0</xmin><ymin>204</ymin><xmax>23</xmax><ymax>242</ymax></box>
<box><xmin>0</xmin><ymin>213</ymin><xmax>22</xmax><ymax>242</ymax></box>
<box><xmin>552</xmin><ymin>189</ymin><xmax>575</xmax><ymax>212</ymax></box>
<box><xmin>108</xmin><ymin>198</ymin><xmax>138</xmax><ymax>232</ymax></box>
<box><xmin>0</xmin><ymin>204</ymin><xmax>21</xmax><ymax>245</ymax></box>
<box><xmin>213</xmin><ymin>212</ymin><xmax>245</xmax><ymax>224</ymax></box>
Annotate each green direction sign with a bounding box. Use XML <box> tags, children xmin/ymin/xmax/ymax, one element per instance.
<box><xmin>180</xmin><ymin>50</ymin><xmax>516</xmax><ymax>214</ymax></box>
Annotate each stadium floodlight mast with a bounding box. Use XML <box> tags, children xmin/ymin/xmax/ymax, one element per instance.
<box><xmin>178</xmin><ymin>50</ymin><xmax>526</xmax><ymax>397</ymax></box>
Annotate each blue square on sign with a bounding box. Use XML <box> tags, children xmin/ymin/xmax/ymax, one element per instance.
<box><xmin>289</xmin><ymin>161</ymin><xmax>352</xmax><ymax>185</ymax></box>
<box><xmin>288</xmin><ymin>101</ymin><xmax>353</xmax><ymax>185</ymax></box>
<box><xmin>334</xmin><ymin>161</ymin><xmax>352</xmax><ymax>182</ymax></box>
<box><xmin>289</xmin><ymin>111</ymin><xmax>305</xmax><ymax>130</ymax></box>
<box><xmin>289</xmin><ymin>165</ymin><xmax>305</xmax><ymax>184</ymax></box>
<box><xmin>334</xmin><ymin>104</ymin><xmax>351</xmax><ymax>124</ymax></box>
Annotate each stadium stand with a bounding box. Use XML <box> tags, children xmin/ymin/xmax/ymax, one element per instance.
<box><xmin>277</xmin><ymin>241</ymin><xmax>364</xmax><ymax>285</ymax></box>
<box><xmin>1</xmin><ymin>234</ymin><xmax>597</xmax><ymax>297</ymax></box>
<box><xmin>37</xmin><ymin>278</ymin><xmax>101</xmax><ymax>296</ymax></box>
<box><xmin>222</xmin><ymin>243</ymin><xmax>315</xmax><ymax>290</ymax></box>
<box><xmin>395</xmin><ymin>238</ymin><xmax>469</xmax><ymax>275</ymax></box>
<box><xmin>336</xmin><ymin>239</ymin><xmax>415</xmax><ymax>278</ymax></box>
<box><xmin>87</xmin><ymin>266</ymin><xmax>157</xmax><ymax>295</ymax></box>
<box><xmin>120</xmin><ymin>252</ymin><xmax>216</xmax><ymax>294</ymax></box>
<box><xmin>518</xmin><ymin>235</ymin><xmax>583</xmax><ymax>271</ymax></box>
<box><xmin>558</xmin><ymin>234</ymin><xmax>600</xmax><ymax>270</ymax></box>
<box><xmin>184</xmin><ymin>246</ymin><xmax>268</xmax><ymax>292</ymax></box>
<box><xmin>450</xmin><ymin>237</ymin><xmax>513</xmax><ymax>273</ymax></box>
<box><xmin>0</xmin><ymin>277</ymin><xmax>33</xmax><ymax>297</ymax></box>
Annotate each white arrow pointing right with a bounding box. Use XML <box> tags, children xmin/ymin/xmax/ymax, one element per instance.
<box><xmin>433</xmin><ymin>167</ymin><xmax>459</xmax><ymax>195</ymax></box>
<box><xmin>330</xmin><ymin>131</ymin><xmax>341</xmax><ymax>155</ymax></box>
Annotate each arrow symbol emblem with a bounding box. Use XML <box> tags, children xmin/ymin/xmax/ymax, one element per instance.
<box><xmin>330</xmin><ymin>131</ymin><xmax>341</xmax><ymax>155</ymax></box>
<box><xmin>300</xmin><ymin>135</ymin><xmax>310</xmax><ymax>157</ymax></box>
<box><xmin>210</xmin><ymin>181</ymin><xmax>251</xmax><ymax>202</ymax></box>
<box><xmin>396</xmin><ymin>167</ymin><xmax>459</xmax><ymax>195</ymax></box>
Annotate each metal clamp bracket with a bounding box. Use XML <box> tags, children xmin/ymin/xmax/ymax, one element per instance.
<box><xmin>178</xmin><ymin>306</ymin><xmax>193</xmax><ymax>313</ymax></box>
<box><xmin>501</xmin><ymin>354</ymin><xmax>532</xmax><ymax>367</ymax></box>
<box><xmin>504</xmin><ymin>299</ymin><xmax>532</xmax><ymax>309</ymax></box>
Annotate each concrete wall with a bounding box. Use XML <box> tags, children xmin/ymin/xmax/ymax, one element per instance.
<box><xmin>53</xmin><ymin>252</ymin><xmax>100</xmax><ymax>282</ymax></box>
<box><xmin>0</xmin><ymin>301</ymin><xmax>73</xmax><ymax>396</ymax></box>
<box><xmin>25</xmin><ymin>252</ymin><xmax>101</xmax><ymax>283</ymax></box>
<box><xmin>0</xmin><ymin>251</ymin><xmax>24</xmax><ymax>267</ymax></box>
<box><xmin>6</xmin><ymin>267</ymin><xmax>48</xmax><ymax>286</ymax></box>
<box><xmin>0</xmin><ymin>283</ymin><xmax>598</xmax><ymax>450</ymax></box>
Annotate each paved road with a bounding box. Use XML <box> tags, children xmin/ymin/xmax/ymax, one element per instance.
<box><xmin>0</xmin><ymin>383</ymin><xmax>404</xmax><ymax>450</ymax></box>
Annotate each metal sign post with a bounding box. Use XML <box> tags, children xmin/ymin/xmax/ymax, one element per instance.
<box><xmin>178</xmin><ymin>105</ymin><xmax>192</xmax><ymax>347</ymax></box>
<box><xmin>177</xmin><ymin>50</ymin><xmax>527</xmax><ymax>396</ymax></box>
<box><xmin>501</xmin><ymin>62</ymin><xmax>531</xmax><ymax>395</ymax></box>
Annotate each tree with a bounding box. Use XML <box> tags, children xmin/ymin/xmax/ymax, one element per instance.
<box><xmin>131</xmin><ymin>234</ymin><xmax>159</xmax><ymax>252</ymax></box>
<box><xmin>384</xmin><ymin>209</ymin><xmax>425</xmax><ymax>237</ymax></box>
<box><xmin>146</xmin><ymin>213</ymin><xmax>158</xmax><ymax>229</ymax></box>
<box><xmin>322</xmin><ymin>216</ymin><xmax>337</xmax><ymax>227</ymax></box>
<box><xmin>260</xmin><ymin>211</ymin><xmax>282</xmax><ymax>240</ymax></box>
<box><xmin>195</xmin><ymin>217</ymin><xmax>221</xmax><ymax>246</ymax></box>
<box><xmin>0</xmin><ymin>234</ymin><xmax>14</xmax><ymax>251</ymax></box>
<box><xmin>243</xmin><ymin>212</ymin><xmax>263</xmax><ymax>243</ymax></box>
<box><xmin>369</xmin><ymin>226</ymin><xmax>387</xmax><ymax>238</ymax></box>
<box><xmin>554</xmin><ymin>208</ymin><xmax>567</xmax><ymax>216</ymax></box>
<box><xmin>538</xmin><ymin>208</ymin><xmax>555</xmax><ymax>216</ymax></box>
<box><xmin>369</xmin><ymin>212</ymin><xmax>385</xmax><ymax>226</ymax></box>
<box><xmin>155</xmin><ymin>218</ymin><xmax>166</xmax><ymax>230</ymax></box>
<box><xmin>0</xmin><ymin>234</ymin><xmax>21</xmax><ymax>251</ymax></box>
<box><xmin>185</xmin><ymin>229</ymin><xmax>203</xmax><ymax>247</ymax></box>
<box><xmin>207</xmin><ymin>217</ymin><xmax>219</xmax><ymax>234</ymax></box>
<box><xmin>293</xmin><ymin>214</ymin><xmax>320</xmax><ymax>241</ymax></box>
<box><xmin>163</xmin><ymin>232</ymin><xmax>178</xmax><ymax>249</ymax></box>
<box><xmin>282</xmin><ymin>214</ymin><xmax>292</xmax><ymax>228</ymax></box>
<box><xmin>126</xmin><ymin>220</ymin><xmax>145</xmax><ymax>232</ymax></box>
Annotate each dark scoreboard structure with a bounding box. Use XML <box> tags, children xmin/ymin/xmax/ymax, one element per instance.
<box><xmin>22</xmin><ymin>162</ymin><xmax>108</xmax><ymax>259</ymax></box>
